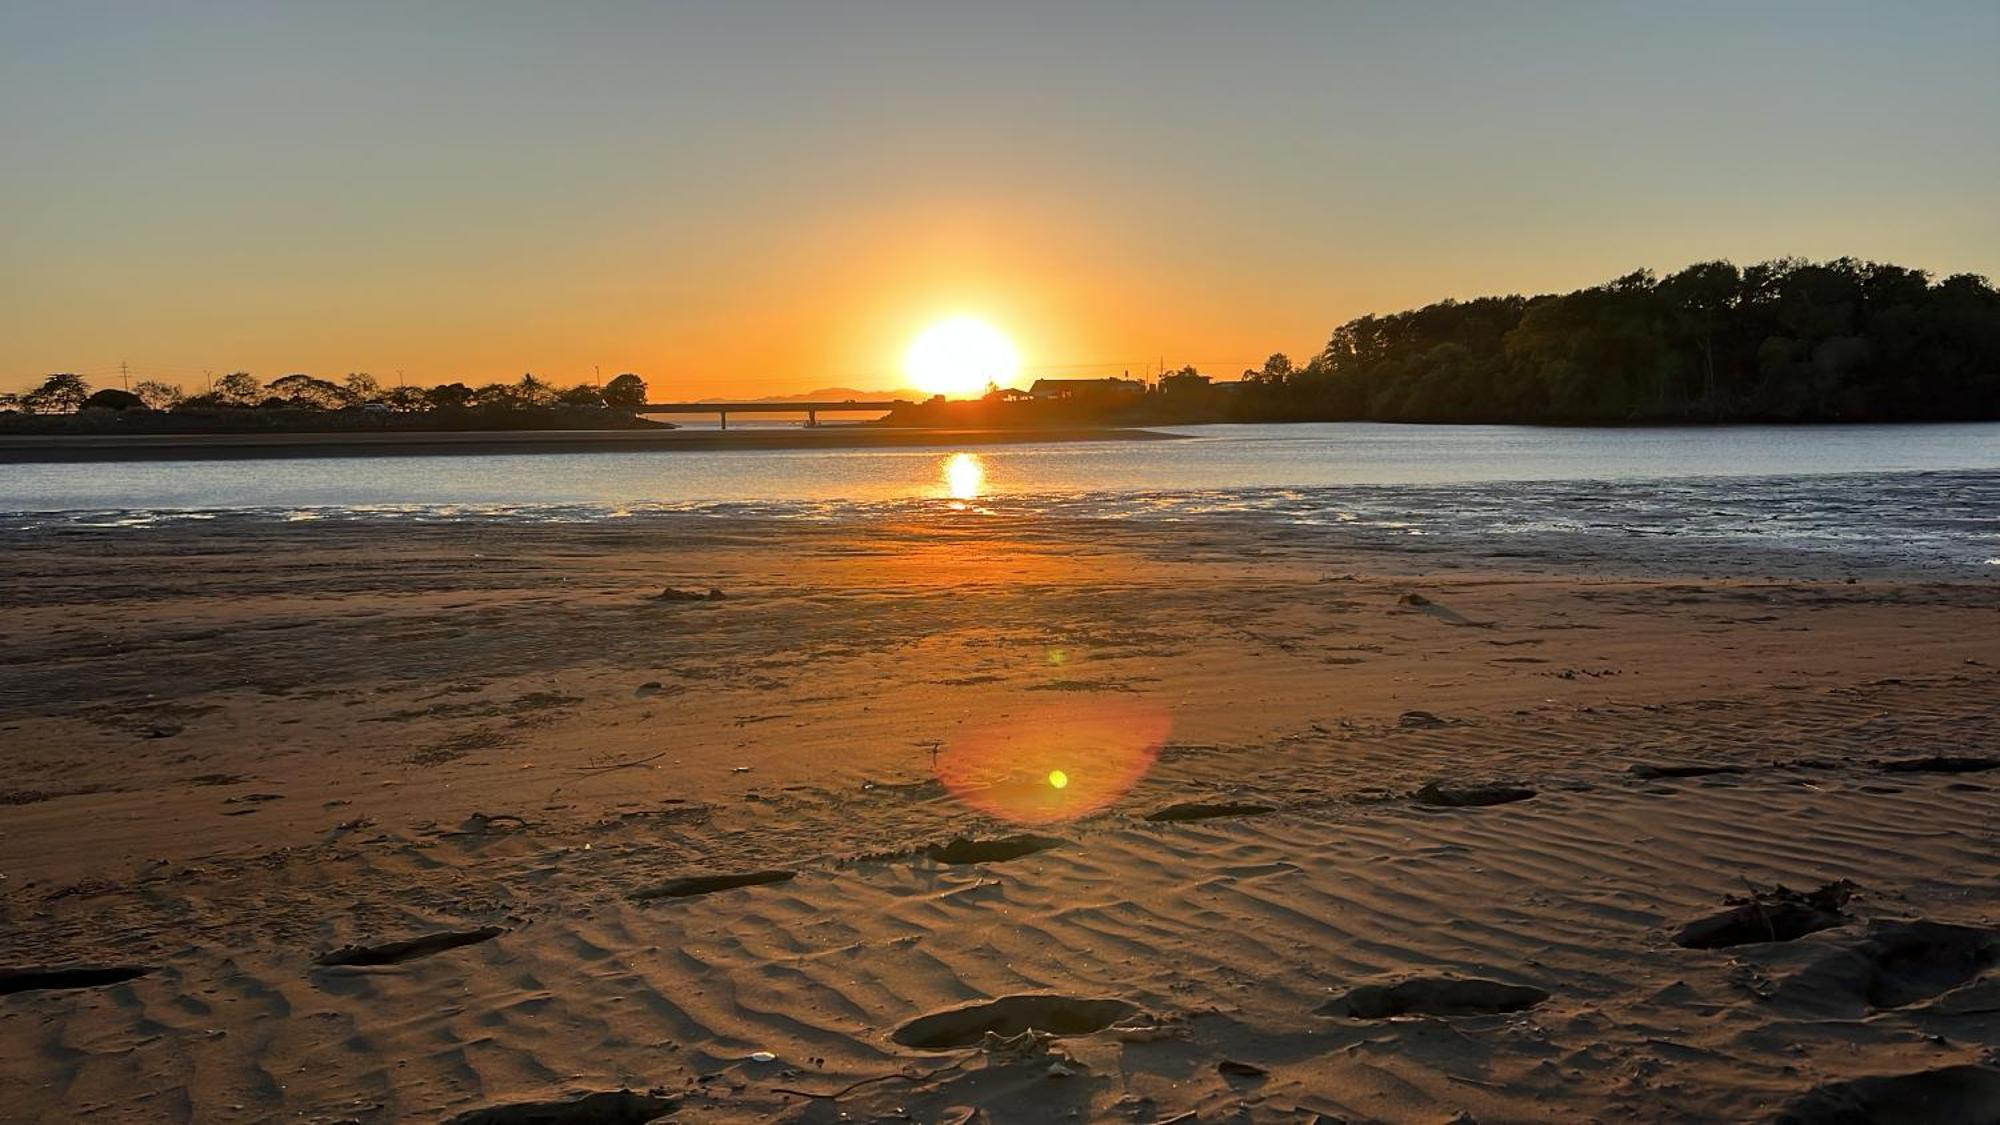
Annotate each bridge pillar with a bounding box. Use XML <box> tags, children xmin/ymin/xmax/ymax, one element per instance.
<box><xmin>807</xmin><ymin>409</ymin><xmax>818</xmax><ymax>428</ymax></box>
<box><xmin>719</xmin><ymin>410</ymin><xmax>728</xmax><ymax>431</ymax></box>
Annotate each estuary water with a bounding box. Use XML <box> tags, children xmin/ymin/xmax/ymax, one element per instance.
<box><xmin>3</xmin><ymin>422</ymin><xmax>1996</xmax><ymax>573</ymax></box>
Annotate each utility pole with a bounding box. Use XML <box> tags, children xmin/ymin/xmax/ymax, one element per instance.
<box><xmin>120</xmin><ymin>361</ymin><xmax>130</xmax><ymax>391</ymax></box>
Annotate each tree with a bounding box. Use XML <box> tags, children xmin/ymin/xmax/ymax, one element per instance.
<box><xmin>425</xmin><ymin>382</ymin><xmax>475</xmax><ymax>410</ymax></box>
<box><xmin>341</xmin><ymin>372</ymin><xmax>381</xmax><ymax>406</ymax></box>
<box><xmin>132</xmin><ymin>380</ymin><xmax>183</xmax><ymax>410</ymax></box>
<box><xmin>23</xmin><ymin>373</ymin><xmax>89</xmax><ymax>413</ymax></box>
<box><xmin>211</xmin><ymin>371</ymin><xmax>263</xmax><ymax>406</ymax></box>
<box><xmin>603</xmin><ymin>372</ymin><xmax>648</xmax><ymax>410</ymax></box>
<box><xmin>557</xmin><ymin>383</ymin><xmax>606</xmax><ymax>407</ymax></box>
<box><xmin>513</xmin><ymin>373</ymin><xmax>557</xmax><ymax>407</ymax></box>
<box><xmin>82</xmin><ymin>388</ymin><xmax>145</xmax><ymax>410</ymax></box>
<box><xmin>267</xmin><ymin>373</ymin><xmax>346</xmax><ymax>410</ymax></box>
<box><xmin>382</xmin><ymin>385</ymin><xmax>430</xmax><ymax>412</ymax></box>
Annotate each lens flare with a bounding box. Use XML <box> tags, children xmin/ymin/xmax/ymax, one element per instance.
<box><xmin>936</xmin><ymin>698</ymin><xmax>1170</xmax><ymax>825</ymax></box>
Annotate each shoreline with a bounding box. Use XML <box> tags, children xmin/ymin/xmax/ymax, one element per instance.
<box><xmin>0</xmin><ymin>424</ymin><xmax>1178</xmax><ymax>463</ymax></box>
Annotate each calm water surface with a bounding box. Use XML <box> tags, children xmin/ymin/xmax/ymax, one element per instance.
<box><xmin>5</xmin><ymin>423</ymin><xmax>1997</xmax><ymax>572</ymax></box>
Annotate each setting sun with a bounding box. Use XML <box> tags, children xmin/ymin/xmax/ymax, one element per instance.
<box><xmin>904</xmin><ymin>316</ymin><xmax>1019</xmax><ymax>397</ymax></box>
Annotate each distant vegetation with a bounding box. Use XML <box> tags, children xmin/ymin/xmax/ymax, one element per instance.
<box><xmin>0</xmin><ymin>371</ymin><xmax>658</xmax><ymax>434</ymax></box>
<box><xmin>9</xmin><ymin>257</ymin><xmax>1997</xmax><ymax>434</ymax></box>
<box><xmin>897</xmin><ymin>257</ymin><xmax>2000</xmax><ymax>427</ymax></box>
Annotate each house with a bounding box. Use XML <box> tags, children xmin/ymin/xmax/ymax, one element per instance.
<box><xmin>1026</xmin><ymin>377</ymin><xmax>1147</xmax><ymax>401</ymax></box>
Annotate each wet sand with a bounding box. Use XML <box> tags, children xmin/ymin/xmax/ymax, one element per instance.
<box><xmin>1</xmin><ymin>511</ymin><xmax>1996</xmax><ymax>1122</ymax></box>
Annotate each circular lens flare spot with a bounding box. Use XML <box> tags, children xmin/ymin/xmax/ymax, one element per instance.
<box><xmin>936</xmin><ymin>699</ymin><xmax>1169</xmax><ymax>825</ymax></box>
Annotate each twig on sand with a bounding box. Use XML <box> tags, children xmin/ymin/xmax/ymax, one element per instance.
<box><xmin>569</xmin><ymin>751</ymin><xmax>669</xmax><ymax>775</ymax></box>
<box><xmin>770</xmin><ymin>1056</ymin><xmax>974</xmax><ymax>1102</ymax></box>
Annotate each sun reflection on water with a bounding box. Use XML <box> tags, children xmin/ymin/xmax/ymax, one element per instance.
<box><xmin>941</xmin><ymin>452</ymin><xmax>986</xmax><ymax>504</ymax></box>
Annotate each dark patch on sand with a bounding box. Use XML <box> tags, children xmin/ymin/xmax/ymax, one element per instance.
<box><xmin>1414</xmin><ymin>781</ymin><xmax>1537</xmax><ymax>808</ymax></box>
<box><xmin>0</xmin><ymin>965</ymin><xmax>152</xmax><ymax>995</ymax></box>
<box><xmin>316</xmin><ymin>927</ymin><xmax>504</xmax><ymax>968</ymax></box>
<box><xmin>630</xmin><ymin>870</ymin><xmax>796</xmax><ymax>901</ymax></box>
<box><xmin>1318</xmin><ymin>976</ymin><xmax>1549</xmax><ymax>1019</ymax></box>
<box><xmin>891</xmin><ymin>994</ymin><xmax>1138</xmax><ymax>1049</ymax></box>
<box><xmin>1630</xmin><ymin>763</ymin><xmax>1747</xmax><ymax>780</ymax></box>
<box><xmin>1143</xmin><ymin>800</ymin><xmax>1277</xmax><ymax>823</ymax></box>
<box><xmin>1773</xmin><ymin>1064</ymin><xmax>2000</xmax><ymax>1125</ymax></box>
<box><xmin>1877</xmin><ymin>755</ymin><xmax>2000</xmax><ymax>774</ymax></box>
<box><xmin>444</xmin><ymin>1089</ymin><xmax>681</xmax><ymax>1124</ymax></box>
<box><xmin>921</xmin><ymin>835</ymin><xmax>1064</xmax><ymax>865</ymax></box>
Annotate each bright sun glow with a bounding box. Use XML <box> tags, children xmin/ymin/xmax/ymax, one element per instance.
<box><xmin>904</xmin><ymin>316</ymin><xmax>1020</xmax><ymax>397</ymax></box>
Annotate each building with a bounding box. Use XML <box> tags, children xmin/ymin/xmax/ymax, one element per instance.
<box><xmin>1026</xmin><ymin>377</ymin><xmax>1147</xmax><ymax>401</ymax></box>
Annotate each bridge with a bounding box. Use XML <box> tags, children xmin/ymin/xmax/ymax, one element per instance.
<box><xmin>640</xmin><ymin>399</ymin><xmax>912</xmax><ymax>429</ymax></box>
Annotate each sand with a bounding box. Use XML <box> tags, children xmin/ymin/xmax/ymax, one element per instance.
<box><xmin>1</xmin><ymin>510</ymin><xmax>1997</xmax><ymax>1123</ymax></box>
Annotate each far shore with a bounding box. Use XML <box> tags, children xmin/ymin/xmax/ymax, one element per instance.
<box><xmin>0</xmin><ymin>425</ymin><xmax>1179</xmax><ymax>463</ymax></box>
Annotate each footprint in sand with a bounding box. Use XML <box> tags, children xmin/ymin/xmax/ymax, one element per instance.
<box><xmin>315</xmin><ymin>926</ymin><xmax>504</xmax><ymax>968</ymax></box>
<box><xmin>1317</xmin><ymin>976</ymin><xmax>1549</xmax><ymax>1019</ymax></box>
<box><xmin>0</xmin><ymin>965</ymin><xmax>152</xmax><ymax>996</ymax></box>
<box><xmin>892</xmin><ymin>994</ymin><xmax>1139</xmax><ymax>1049</ymax></box>
<box><xmin>1773</xmin><ymin>1064</ymin><xmax>2000</xmax><ymax>1125</ymax></box>
<box><xmin>630</xmin><ymin>870</ymin><xmax>797</xmax><ymax>901</ymax></box>
<box><xmin>444</xmin><ymin>1089</ymin><xmax>681</xmax><ymax>1124</ymax></box>
<box><xmin>1778</xmin><ymin>919</ymin><xmax>1998</xmax><ymax>1011</ymax></box>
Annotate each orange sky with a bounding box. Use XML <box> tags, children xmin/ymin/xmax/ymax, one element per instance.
<box><xmin>4</xmin><ymin>4</ymin><xmax>1996</xmax><ymax>397</ymax></box>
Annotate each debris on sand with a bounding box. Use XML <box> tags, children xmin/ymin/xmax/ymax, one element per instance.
<box><xmin>651</xmin><ymin>586</ymin><xmax>725</xmax><ymax>603</ymax></box>
<box><xmin>1674</xmin><ymin>881</ymin><xmax>1857</xmax><ymax>950</ymax></box>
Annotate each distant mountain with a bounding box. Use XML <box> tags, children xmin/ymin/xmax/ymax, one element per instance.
<box><xmin>688</xmin><ymin>387</ymin><xmax>913</xmax><ymax>404</ymax></box>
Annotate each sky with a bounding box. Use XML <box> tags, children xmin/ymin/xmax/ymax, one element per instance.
<box><xmin>3</xmin><ymin>1</ymin><xmax>1997</xmax><ymax>397</ymax></box>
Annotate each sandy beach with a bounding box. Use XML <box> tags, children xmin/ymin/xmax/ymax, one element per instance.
<box><xmin>0</xmin><ymin>507</ymin><xmax>1995</xmax><ymax>1123</ymax></box>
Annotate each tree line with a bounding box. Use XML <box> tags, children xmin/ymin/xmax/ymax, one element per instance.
<box><xmin>2</xmin><ymin>371</ymin><xmax>649</xmax><ymax>416</ymax></box>
<box><xmin>1197</xmin><ymin>257</ymin><xmax>1998</xmax><ymax>424</ymax></box>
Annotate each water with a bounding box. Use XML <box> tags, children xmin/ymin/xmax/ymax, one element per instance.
<box><xmin>4</xmin><ymin>422</ymin><xmax>1997</xmax><ymax>573</ymax></box>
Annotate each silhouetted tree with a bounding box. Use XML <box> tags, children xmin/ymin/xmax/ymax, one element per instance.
<box><xmin>23</xmin><ymin>373</ymin><xmax>89</xmax><ymax>413</ymax></box>
<box><xmin>603</xmin><ymin>372</ymin><xmax>648</xmax><ymax>410</ymax></box>
<box><xmin>132</xmin><ymin>380</ymin><xmax>183</xmax><ymax>410</ymax></box>
<box><xmin>267</xmin><ymin>373</ymin><xmax>346</xmax><ymax>410</ymax></box>
<box><xmin>211</xmin><ymin>371</ymin><xmax>263</xmax><ymax>406</ymax></box>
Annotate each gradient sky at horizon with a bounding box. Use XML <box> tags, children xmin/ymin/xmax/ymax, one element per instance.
<box><xmin>3</xmin><ymin>1</ymin><xmax>1996</xmax><ymax>396</ymax></box>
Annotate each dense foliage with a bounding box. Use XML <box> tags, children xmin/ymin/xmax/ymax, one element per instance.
<box><xmin>1221</xmin><ymin>258</ymin><xmax>2000</xmax><ymax>424</ymax></box>
<box><xmin>2</xmin><ymin>371</ymin><xmax>649</xmax><ymax>417</ymax></box>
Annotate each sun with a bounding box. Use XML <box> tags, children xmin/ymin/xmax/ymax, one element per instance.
<box><xmin>904</xmin><ymin>316</ymin><xmax>1020</xmax><ymax>397</ymax></box>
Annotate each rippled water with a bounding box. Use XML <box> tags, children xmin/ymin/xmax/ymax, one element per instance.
<box><xmin>4</xmin><ymin>422</ymin><xmax>1996</xmax><ymax>573</ymax></box>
